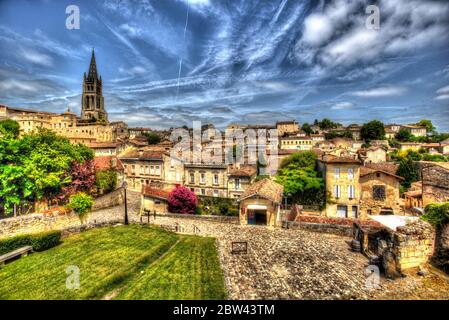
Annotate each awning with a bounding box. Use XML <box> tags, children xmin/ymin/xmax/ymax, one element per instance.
<box><xmin>368</xmin><ymin>215</ymin><xmax>419</xmax><ymax>231</ymax></box>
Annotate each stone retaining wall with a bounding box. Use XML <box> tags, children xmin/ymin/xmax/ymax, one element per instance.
<box><xmin>286</xmin><ymin>221</ymin><xmax>353</xmax><ymax>237</ymax></box>
<box><xmin>147</xmin><ymin>212</ymin><xmax>239</xmax><ymax>224</ymax></box>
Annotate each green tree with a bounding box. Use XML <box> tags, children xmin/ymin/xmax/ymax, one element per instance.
<box><xmin>302</xmin><ymin>123</ymin><xmax>312</xmax><ymax>135</ymax></box>
<box><xmin>395</xmin><ymin>128</ymin><xmax>412</xmax><ymax>141</ymax></box>
<box><xmin>275</xmin><ymin>152</ymin><xmax>325</xmax><ymax>208</ymax></box>
<box><xmin>0</xmin><ymin>129</ymin><xmax>93</xmax><ymax>214</ymax></box>
<box><xmin>142</xmin><ymin>132</ymin><xmax>161</xmax><ymax>145</ymax></box>
<box><xmin>95</xmin><ymin>169</ymin><xmax>117</xmax><ymax>194</ymax></box>
<box><xmin>67</xmin><ymin>192</ymin><xmax>93</xmax><ymax>223</ymax></box>
<box><xmin>361</xmin><ymin>120</ymin><xmax>385</xmax><ymax>142</ymax></box>
<box><xmin>421</xmin><ymin>202</ymin><xmax>449</xmax><ymax>227</ymax></box>
<box><xmin>396</xmin><ymin>157</ymin><xmax>418</xmax><ymax>189</ymax></box>
<box><xmin>0</xmin><ymin>119</ymin><xmax>20</xmax><ymax>138</ymax></box>
<box><xmin>317</xmin><ymin>118</ymin><xmax>340</xmax><ymax>130</ymax></box>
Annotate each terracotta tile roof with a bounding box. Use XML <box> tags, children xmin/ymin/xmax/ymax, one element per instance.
<box><xmin>94</xmin><ymin>156</ymin><xmax>124</xmax><ymax>171</ymax></box>
<box><xmin>228</xmin><ymin>165</ymin><xmax>257</xmax><ymax>177</ymax></box>
<box><xmin>365</xmin><ymin>162</ymin><xmax>399</xmax><ymax>175</ymax></box>
<box><xmin>119</xmin><ymin>149</ymin><xmax>166</xmax><ymax>160</ymax></box>
<box><xmin>87</xmin><ymin>141</ymin><xmax>123</xmax><ymax>148</ymax></box>
<box><xmin>404</xmin><ymin>189</ymin><xmax>422</xmax><ymax>197</ymax></box>
<box><xmin>320</xmin><ymin>155</ymin><xmax>361</xmax><ymax>164</ymax></box>
<box><xmin>360</xmin><ymin>165</ymin><xmax>404</xmax><ymax>180</ymax></box>
<box><xmin>142</xmin><ymin>186</ymin><xmax>170</xmax><ymax>200</ymax></box>
<box><xmin>240</xmin><ymin>178</ymin><xmax>284</xmax><ymax>203</ymax></box>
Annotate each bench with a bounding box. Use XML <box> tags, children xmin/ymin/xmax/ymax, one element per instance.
<box><xmin>0</xmin><ymin>246</ymin><xmax>33</xmax><ymax>267</ymax></box>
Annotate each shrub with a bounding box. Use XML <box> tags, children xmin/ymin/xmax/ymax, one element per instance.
<box><xmin>0</xmin><ymin>230</ymin><xmax>61</xmax><ymax>255</ymax></box>
<box><xmin>422</xmin><ymin>202</ymin><xmax>449</xmax><ymax>228</ymax></box>
<box><xmin>95</xmin><ymin>169</ymin><xmax>117</xmax><ymax>194</ymax></box>
<box><xmin>168</xmin><ymin>185</ymin><xmax>197</xmax><ymax>214</ymax></box>
<box><xmin>67</xmin><ymin>192</ymin><xmax>94</xmax><ymax>223</ymax></box>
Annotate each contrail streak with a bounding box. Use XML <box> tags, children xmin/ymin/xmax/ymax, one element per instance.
<box><xmin>176</xmin><ymin>1</ymin><xmax>190</xmax><ymax>101</ymax></box>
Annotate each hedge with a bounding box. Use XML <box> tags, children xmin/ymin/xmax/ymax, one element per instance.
<box><xmin>0</xmin><ymin>230</ymin><xmax>62</xmax><ymax>255</ymax></box>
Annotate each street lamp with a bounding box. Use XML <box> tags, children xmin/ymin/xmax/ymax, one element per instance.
<box><xmin>121</xmin><ymin>180</ymin><xmax>129</xmax><ymax>225</ymax></box>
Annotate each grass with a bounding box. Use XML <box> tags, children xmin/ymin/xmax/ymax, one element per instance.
<box><xmin>0</xmin><ymin>225</ymin><xmax>226</xmax><ymax>300</ymax></box>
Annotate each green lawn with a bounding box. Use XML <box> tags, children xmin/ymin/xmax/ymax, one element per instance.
<box><xmin>0</xmin><ymin>225</ymin><xmax>226</xmax><ymax>300</ymax></box>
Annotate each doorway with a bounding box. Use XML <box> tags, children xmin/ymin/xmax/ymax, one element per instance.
<box><xmin>247</xmin><ymin>209</ymin><xmax>268</xmax><ymax>225</ymax></box>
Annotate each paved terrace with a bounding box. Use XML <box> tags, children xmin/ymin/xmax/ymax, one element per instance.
<box><xmin>86</xmin><ymin>191</ymin><xmax>449</xmax><ymax>300</ymax></box>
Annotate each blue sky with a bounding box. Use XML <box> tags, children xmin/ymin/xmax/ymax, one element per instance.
<box><xmin>0</xmin><ymin>0</ymin><xmax>448</xmax><ymax>130</ymax></box>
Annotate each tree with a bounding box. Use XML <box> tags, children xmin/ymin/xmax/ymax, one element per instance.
<box><xmin>0</xmin><ymin>119</ymin><xmax>20</xmax><ymax>138</ymax></box>
<box><xmin>395</xmin><ymin>128</ymin><xmax>412</xmax><ymax>141</ymax></box>
<box><xmin>95</xmin><ymin>169</ymin><xmax>117</xmax><ymax>194</ymax></box>
<box><xmin>142</xmin><ymin>131</ymin><xmax>161</xmax><ymax>145</ymax></box>
<box><xmin>325</xmin><ymin>131</ymin><xmax>353</xmax><ymax>140</ymax></box>
<box><xmin>0</xmin><ymin>129</ymin><xmax>93</xmax><ymax>215</ymax></box>
<box><xmin>67</xmin><ymin>192</ymin><xmax>93</xmax><ymax>223</ymax></box>
<box><xmin>316</xmin><ymin>118</ymin><xmax>341</xmax><ymax>130</ymax></box>
<box><xmin>302</xmin><ymin>123</ymin><xmax>312</xmax><ymax>135</ymax></box>
<box><xmin>58</xmin><ymin>160</ymin><xmax>96</xmax><ymax>201</ymax></box>
<box><xmin>361</xmin><ymin>120</ymin><xmax>385</xmax><ymax>142</ymax></box>
<box><xmin>275</xmin><ymin>151</ymin><xmax>325</xmax><ymax>208</ymax></box>
<box><xmin>168</xmin><ymin>185</ymin><xmax>197</xmax><ymax>214</ymax></box>
<box><xmin>396</xmin><ymin>157</ymin><xmax>418</xmax><ymax>189</ymax></box>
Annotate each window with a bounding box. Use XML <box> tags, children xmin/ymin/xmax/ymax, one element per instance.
<box><xmin>150</xmin><ymin>166</ymin><xmax>155</xmax><ymax>175</ymax></box>
<box><xmin>145</xmin><ymin>165</ymin><xmax>149</xmax><ymax>175</ymax></box>
<box><xmin>351</xmin><ymin>206</ymin><xmax>358</xmax><ymax>218</ymax></box>
<box><xmin>200</xmin><ymin>189</ymin><xmax>205</xmax><ymax>195</ymax></box>
<box><xmin>213</xmin><ymin>174</ymin><xmax>219</xmax><ymax>185</ymax></box>
<box><xmin>348</xmin><ymin>168</ymin><xmax>354</xmax><ymax>179</ymax></box>
<box><xmin>190</xmin><ymin>172</ymin><xmax>195</xmax><ymax>184</ymax></box>
<box><xmin>213</xmin><ymin>189</ymin><xmax>219</xmax><ymax>197</ymax></box>
<box><xmin>334</xmin><ymin>185</ymin><xmax>341</xmax><ymax>198</ymax></box>
<box><xmin>337</xmin><ymin>205</ymin><xmax>347</xmax><ymax>218</ymax></box>
<box><xmin>373</xmin><ymin>185</ymin><xmax>386</xmax><ymax>200</ymax></box>
<box><xmin>155</xmin><ymin>165</ymin><xmax>161</xmax><ymax>175</ymax></box>
<box><xmin>334</xmin><ymin>167</ymin><xmax>340</xmax><ymax>179</ymax></box>
<box><xmin>200</xmin><ymin>173</ymin><xmax>205</xmax><ymax>184</ymax></box>
<box><xmin>348</xmin><ymin>185</ymin><xmax>355</xmax><ymax>199</ymax></box>
<box><xmin>235</xmin><ymin>178</ymin><xmax>240</xmax><ymax>190</ymax></box>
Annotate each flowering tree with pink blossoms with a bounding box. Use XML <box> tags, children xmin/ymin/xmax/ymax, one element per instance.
<box><xmin>168</xmin><ymin>185</ymin><xmax>197</xmax><ymax>215</ymax></box>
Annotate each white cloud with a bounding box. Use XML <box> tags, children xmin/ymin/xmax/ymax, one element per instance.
<box><xmin>21</xmin><ymin>49</ymin><xmax>53</xmax><ymax>66</ymax></box>
<box><xmin>351</xmin><ymin>86</ymin><xmax>407</xmax><ymax>97</ymax></box>
<box><xmin>331</xmin><ymin>102</ymin><xmax>354</xmax><ymax>110</ymax></box>
<box><xmin>302</xmin><ymin>14</ymin><xmax>333</xmax><ymax>46</ymax></box>
<box><xmin>434</xmin><ymin>94</ymin><xmax>449</xmax><ymax>101</ymax></box>
<box><xmin>0</xmin><ymin>79</ymin><xmax>38</xmax><ymax>92</ymax></box>
<box><xmin>436</xmin><ymin>85</ymin><xmax>449</xmax><ymax>94</ymax></box>
<box><xmin>295</xmin><ymin>0</ymin><xmax>449</xmax><ymax>69</ymax></box>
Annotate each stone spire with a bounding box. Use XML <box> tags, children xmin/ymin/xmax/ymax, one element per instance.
<box><xmin>87</xmin><ymin>48</ymin><xmax>98</xmax><ymax>81</ymax></box>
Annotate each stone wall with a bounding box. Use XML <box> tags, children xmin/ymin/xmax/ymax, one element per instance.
<box><xmin>150</xmin><ymin>212</ymin><xmax>239</xmax><ymax>224</ymax></box>
<box><xmin>92</xmin><ymin>187</ymin><xmax>125</xmax><ymax>210</ymax></box>
<box><xmin>0</xmin><ymin>189</ymin><xmax>125</xmax><ymax>239</ymax></box>
<box><xmin>286</xmin><ymin>221</ymin><xmax>353</xmax><ymax>237</ymax></box>
<box><xmin>419</xmin><ymin>163</ymin><xmax>449</xmax><ymax>206</ymax></box>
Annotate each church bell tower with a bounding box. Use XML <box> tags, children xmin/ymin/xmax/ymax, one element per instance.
<box><xmin>81</xmin><ymin>49</ymin><xmax>108</xmax><ymax>123</ymax></box>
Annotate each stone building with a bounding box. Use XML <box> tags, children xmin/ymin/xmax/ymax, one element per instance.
<box><xmin>402</xmin><ymin>124</ymin><xmax>427</xmax><ymax>137</ymax></box>
<box><xmin>420</xmin><ymin>162</ymin><xmax>449</xmax><ymax>207</ymax></box>
<box><xmin>239</xmin><ymin>178</ymin><xmax>284</xmax><ymax>227</ymax></box>
<box><xmin>358</xmin><ymin>146</ymin><xmax>387</xmax><ymax>164</ymax></box>
<box><xmin>183</xmin><ymin>163</ymin><xmax>228</xmax><ymax>198</ymax></box>
<box><xmin>81</xmin><ymin>50</ymin><xmax>107</xmax><ymax>122</ymax></box>
<box><xmin>276</xmin><ymin>120</ymin><xmax>299</xmax><ymax>137</ymax></box>
<box><xmin>280</xmin><ymin>136</ymin><xmax>313</xmax><ymax>150</ymax></box>
<box><xmin>0</xmin><ymin>50</ymin><xmax>129</xmax><ymax>144</ymax></box>
<box><xmin>227</xmin><ymin>165</ymin><xmax>257</xmax><ymax>198</ymax></box>
<box><xmin>359</xmin><ymin>166</ymin><xmax>404</xmax><ymax>218</ymax></box>
<box><xmin>317</xmin><ymin>155</ymin><xmax>362</xmax><ymax>218</ymax></box>
<box><xmin>119</xmin><ymin>149</ymin><xmax>166</xmax><ymax>191</ymax></box>
<box><xmin>141</xmin><ymin>186</ymin><xmax>170</xmax><ymax>213</ymax></box>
